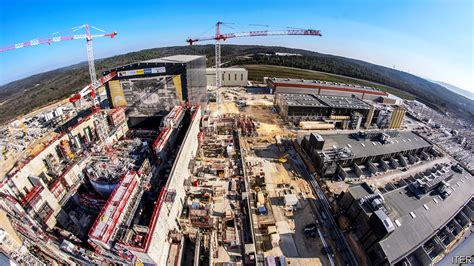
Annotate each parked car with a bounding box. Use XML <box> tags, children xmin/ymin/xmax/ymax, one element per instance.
<box><xmin>304</xmin><ymin>223</ymin><xmax>318</xmax><ymax>237</ymax></box>
<box><xmin>321</xmin><ymin>246</ymin><xmax>334</xmax><ymax>257</ymax></box>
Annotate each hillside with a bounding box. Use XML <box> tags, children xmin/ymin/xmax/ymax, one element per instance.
<box><xmin>0</xmin><ymin>44</ymin><xmax>473</xmax><ymax>124</ymax></box>
<box><xmin>430</xmin><ymin>80</ymin><xmax>474</xmax><ymax>101</ymax></box>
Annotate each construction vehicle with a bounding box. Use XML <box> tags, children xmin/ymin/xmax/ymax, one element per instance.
<box><xmin>276</xmin><ymin>154</ymin><xmax>289</xmax><ymax>164</ymax></box>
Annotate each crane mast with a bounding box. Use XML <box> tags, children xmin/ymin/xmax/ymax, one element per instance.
<box><xmin>85</xmin><ymin>24</ymin><xmax>99</xmax><ymax>87</ymax></box>
<box><xmin>215</xmin><ymin>22</ymin><xmax>223</xmax><ymax>88</ymax></box>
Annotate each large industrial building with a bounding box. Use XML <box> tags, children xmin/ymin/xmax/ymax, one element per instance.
<box><xmin>0</xmin><ymin>104</ymin><xmax>203</xmax><ymax>265</ymax></box>
<box><xmin>388</xmin><ymin>106</ymin><xmax>406</xmax><ymax>129</ymax></box>
<box><xmin>0</xmin><ymin>54</ymin><xmax>208</xmax><ymax>265</ymax></box>
<box><xmin>275</xmin><ymin>93</ymin><xmax>407</xmax><ymax>130</ymax></box>
<box><xmin>0</xmin><ymin>107</ymin><xmax>130</xmax><ymax>262</ymax></box>
<box><xmin>267</xmin><ymin>77</ymin><xmax>390</xmax><ymax>100</ymax></box>
<box><xmin>206</xmin><ymin>67</ymin><xmax>248</xmax><ymax>87</ymax></box>
<box><xmin>275</xmin><ymin>93</ymin><xmax>376</xmax><ymax>129</ymax></box>
<box><xmin>339</xmin><ymin>164</ymin><xmax>473</xmax><ymax>265</ymax></box>
<box><xmin>103</xmin><ymin>55</ymin><xmax>207</xmax><ymax>128</ymax></box>
<box><xmin>300</xmin><ymin>131</ymin><xmax>434</xmax><ymax>178</ymax></box>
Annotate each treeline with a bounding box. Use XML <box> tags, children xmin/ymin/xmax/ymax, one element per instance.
<box><xmin>0</xmin><ymin>44</ymin><xmax>472</xmax><ymax>124</ymax></box>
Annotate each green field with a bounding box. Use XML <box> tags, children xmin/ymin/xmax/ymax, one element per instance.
<box><xmin>239</xmin><ymin>64</ymin><xmax>416</xmax><ymax>100</ymax></box>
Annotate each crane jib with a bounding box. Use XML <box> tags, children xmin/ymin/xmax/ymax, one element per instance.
<box><xmin>0</xmin><ymin>30</ymin><xmax>116</xmax><ymax>52</ymax></box>
<box><xmin>187</xmin><ymin>22</ymin><xmax>321</xmax><ymax>89</ymax></box>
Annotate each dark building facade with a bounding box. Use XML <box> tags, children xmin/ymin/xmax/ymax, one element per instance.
<box><xmin>103</xmin><ymin>55</ymin><xmax>207</xmax><ymax>128</ymax></box>
<box><xmin>274</xmin><ymin>93</ymin><xmax>379</xmax><ymax>129</ymax></box>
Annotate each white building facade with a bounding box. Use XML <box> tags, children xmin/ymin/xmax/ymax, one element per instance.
<box><xmin>206</xmin><ymin>68</ymin><xmax>248</xmax><ymax>87</ymax></box>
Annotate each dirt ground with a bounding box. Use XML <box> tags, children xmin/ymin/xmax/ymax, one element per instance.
<box><xmin>347</xmin><ymin>232</ymin><xmax>369</xmax><ymax>265</ymax></box>
<box><xmin>241</xmin><ymin>105</ymin><xmax>293</xmax><ymax>138</ymax></box>
<box><xmin>222</xmin><ymin>101</ymin><xmax>240</xmax><ymax>115</ymax></box>
<box><xmin>324</xmin><ymin>180</ymin><xmax>350</xmax><ymax>195</ymax></box>
<box><xmin>242</xmin><ymin>105</ymin><xmax>277</xmax><ymax>124</ymax></box>
<box><xmin>208</xmin><ymin>101</ymin><xmax>240</xmax><ymax>117</ymax></box>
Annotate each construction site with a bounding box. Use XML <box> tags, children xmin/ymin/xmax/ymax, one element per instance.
<box><xmin>0</xmin><ymin>20</ymin><xmax>472</xmax><ymax>266</ymax></box>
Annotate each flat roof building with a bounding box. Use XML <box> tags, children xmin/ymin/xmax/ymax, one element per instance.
<box><xmin>300</xmin><ymin>131</ymin><xmax>433</xmax><ymax>178</ymax></box>
<box><xmin>339</xmin><ymin>164</ymin><xmax>473</xmax><ymax>265</ymax></box>
<box><xmin>274</xmin><ymin>93</ymin><xmax>375</xmax><ymax>129</ymax></box>
<box><xmin>206</xmin><ymin>67</ymin><xmax>248</xmax><ymax>87</ymax></box>
<box><xmin>316</xmin><ymin>95</ymin><xmax>371</xmax><ymax>110</ymax></box>
<box><xmin>267</xmin><ymin>77</ymin><xmax>388</xmax><ymax>100</ymax></box>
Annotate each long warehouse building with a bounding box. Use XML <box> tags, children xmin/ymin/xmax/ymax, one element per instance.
<box><xmin>275</xmin><ymin>93</ymin><xmax>381</xmax><ymax>129</ymax></box>
<box><xmin>300</xmin><ymin>131</ymin><xmax>434</xmax><ymax>178</ymax></box>
<box><xmin>267</xmin><ymin>77</ymin><xmax>389</xmax><ymax>100</ymax></box>
<box><xmin>206</xmin><ymin>67</ymin><xmax>248</xmax><ymax>87</ymax></box>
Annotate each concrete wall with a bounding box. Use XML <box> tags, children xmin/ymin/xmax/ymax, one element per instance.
<box><xmin>186</xmin><ymin>57</ymin><xmax>208</xmax><ymax>108</ymax></box>
<box><xmin>106</xmin><ymin>122</ymin><xmax>129</xmax><ymax>143</ymax></box>
<box><xmin>2</xmin><ymin>111</ymin><xmax>127</xmax><ymax>229</ymax></box>
<box><xmin>142</xmin><ymin>107</ymin><xmax>202</xmax><ymax>265</ymax></box>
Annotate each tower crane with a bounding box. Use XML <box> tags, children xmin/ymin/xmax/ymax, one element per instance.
<box><xmin>186</xmin><ymin>22</ymin><xmax>322</xmax><ymax>87</ymax></box>
<box><xmin>0</xmin><ymin>24</ymin><xmax>117</xmax><ymax>104</ymax></box>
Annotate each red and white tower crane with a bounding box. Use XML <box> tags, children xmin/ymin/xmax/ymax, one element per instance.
<box><xmin>186</xmin><ymin>22</ymin><xmax>322</xmax><ymax>87</ymax></box>
<box><xmin>0</xmin><ymin>24</ymin><xmax>118</xmax><ymax>104</ymax></box>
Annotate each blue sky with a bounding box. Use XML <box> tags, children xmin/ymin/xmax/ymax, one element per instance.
<box><xmin>0</xmin><ymin>0</ymin><xmax>472</xmax><ymax>92</ymax></box>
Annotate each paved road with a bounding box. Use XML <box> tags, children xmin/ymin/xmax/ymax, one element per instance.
<box><xmin>290</xmin><ymin>146</ymin><xmax>358</xmax><ymax>266</ymax></box>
